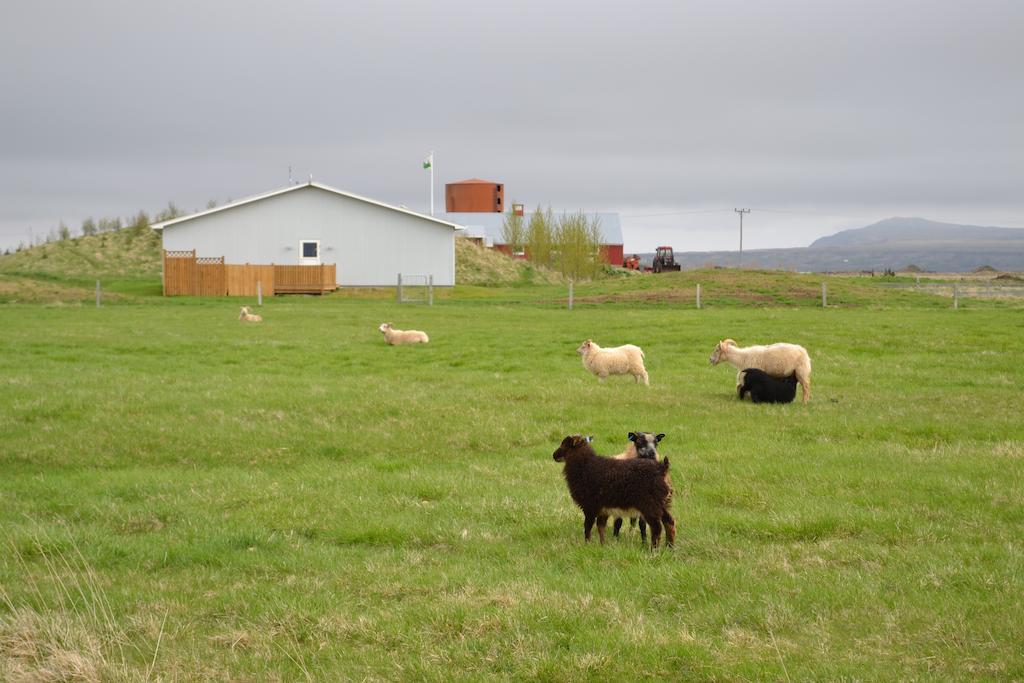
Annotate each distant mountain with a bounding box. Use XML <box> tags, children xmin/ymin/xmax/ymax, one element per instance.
<box><xmin>810</xmin><ymin>217</ymin><xmax>1024</xmax><ymax>249</ymax></box>
<box><xmin>642</xmin><ymin>217</ymin><xmax>1024</xmax><ymax>272</ymax></box>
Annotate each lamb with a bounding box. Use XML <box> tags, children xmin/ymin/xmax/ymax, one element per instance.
<box><xmin>710</xmin><ymin>338</ymin><xmax>812</xmax><ymax>403</ymax></box>
<box><xmin>552</xmin><ymin>435</ymin><xmax>675</xmax><ymax>548</ymax></box>
<box><xmin>378</xmin><ymin>322</ymin><xmax>429</xmax><ymax>345</ymax></box>
<box><xmin>576</xmin><ymin>339</ymin><xmax>649</xmax><ymax>386</ymax></box>
<box><xmin>612</xmin><ymin>432</ymin><xmax>665</xmax><ymax>541</ymax></box>
<box><xmin>737</xmin><ymin>368</ymin><xmax>798</xmax><ymax>404</ymax></box>
<box><xmin>238</xmin><ymin>306</ymin><xmax>262</xmax><ymax>322</ymax></box>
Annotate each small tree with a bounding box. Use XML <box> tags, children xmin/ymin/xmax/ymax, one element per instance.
<box><xmin>154</xmin><ymin>202</ymin><xmax>182</xmax><ymax>224</ymax></box>
<box><xmin>132</xmin><ymin>210</ymin><xmax>150</xmax><ymax>231</ymax></box>
<box><xmin>206</xmin><ymin>198</ymin><xmax>218</xmax><ymax>209</ymax></box>
<box><xmin>525</xmin><ymin>206</ymin><xmax>555</xmax><ymax>267</ymax></box>
<box><xmin>500</xmin><ymin>203</ymin><xmax>525</xmax><ymax>255</ymax></box>
<box><xmin>554</xmin><ymin>212</ymin><xmax>603</xmax><ymax>280</ymax></box>
<box><xmin>81</xmin><ymin>217</ymin><xmax>97</xmax><ymax>236</ymax></box>
<box><xmin>58</xmin><ymin>222</ymin><xmax>71</xmax><ymax>241</ymax></box>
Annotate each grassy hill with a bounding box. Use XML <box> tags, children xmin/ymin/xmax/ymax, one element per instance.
<box><xmin>454</xmin><ymin>238</ymin><xmax>564</xmax><ymax>285</ymax></box>
<box><xmin>0</xmin><ymin>226</ymin><xmax>162</xmax><ymax>280</ymax></box>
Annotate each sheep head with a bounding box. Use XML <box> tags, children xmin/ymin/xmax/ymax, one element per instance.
<box><xmin>552</xmin><ymin>435</ymin><xmax>594</xmax><ymax>462</ymax></box>
<box><xmin>378</xmin><ymin>323</ymin><xmax>392</xmax><ymax>333</ymax></box>
<box><xmin>709</xmin><ymin>338</ymin><xmax>737</xmax><ymax>365</ymax></box>
<box><xmin>576</xmin><ymin>339</ymin><xmax>594</xmax><ymax>356</ymax></box>
<box><xmin>239</xmin><ymin>307</ymin><xmax>249</xmax><ymax>319</ymax></box>
<box><xmin>627</xmin><ymin>432</ymin><xmax>665</xmax><ymax>460</ymax></box>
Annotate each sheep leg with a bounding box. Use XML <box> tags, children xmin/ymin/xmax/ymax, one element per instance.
<box><xmin>613</xmin><ymin>517</ymin><xmax>624</xmax><ymax>537</ymax></box>
<box><xmin>662</xmin><ymin>512</ymin><xmax>676</xmax><ymax>548</ymax></box>
<box><xmin>645</xmin><ymin>516</ymin><xmax>663</xmax><ymax>549</ymax></box>
<box><xmin>596</xmin><ymin>515</ymin><xmax>609</xmax><ymax>544</ymax></box>
<box><xmin>796</xmin><ymin>370</ymin><xmax>811</xmax><ymax>403</ymax></box>
<box><xmin>638</xmin><ymin>518</ymin><xmax>647</xmax><ymax>543</ymax></box>
<box><xmin>583</xmin><ymin>514</ymin><xmax>596</xmax><ymax>542</ymax></box>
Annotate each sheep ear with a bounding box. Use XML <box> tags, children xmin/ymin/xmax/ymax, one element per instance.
<box><xmin>655</xmin><ymin>433</ymin><xmax>665</xmax><ymax>442</ymax></box>
<box><xmin>585</xmin><ymin>435</ymin><xmax>593</xmax><ymax>443</ymax></box>
<box><xmin>627</xmin><ymin>432</ymin><xmax>637</xmax><ymax>442</ymax></box>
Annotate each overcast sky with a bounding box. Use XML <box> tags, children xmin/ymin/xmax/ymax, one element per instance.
<box><xmin>1</xmin><ymin>0</ymin><xmax>1022</xmax><ymax>253</ymax></box>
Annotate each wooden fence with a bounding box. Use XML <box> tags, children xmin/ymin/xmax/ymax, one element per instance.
<box><xmin>163</xmin><ymin>251</ymin><xmax>336</xmax><ymax>296</ymax></box>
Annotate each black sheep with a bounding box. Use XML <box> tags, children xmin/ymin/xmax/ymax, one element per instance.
<box><xmin>612</xmin><ymin>432</ymin><xmax>665</xmax><ymax>541</ymax></box>
<box><xmin>552</xmin><ymin>435</ymin><xmax>675</xmax><ymax>548</ymax></box>
<box><xmin>737</xmin><ymin>368</ymin><xmax>798</xmax><ymax>404</ymax></box>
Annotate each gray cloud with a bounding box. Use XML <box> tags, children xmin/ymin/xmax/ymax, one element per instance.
<box><xmin>2</xmin><ymin>0</ymin><xmax>1022</xmax><ymax>252</ymax></box>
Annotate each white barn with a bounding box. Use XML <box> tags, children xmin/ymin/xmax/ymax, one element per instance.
<box><xmin>151</xmin><ymin>182</ymin><xmax>462</xmax><ymax>287</ymax></box>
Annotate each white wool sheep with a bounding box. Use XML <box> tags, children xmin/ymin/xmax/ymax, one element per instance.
<box><xmin>710</xmin><ymin>338</ymin><xmax>812</xmax><ymax>403</ymax></box>
<box><xmin>379</xmin><ymin>322</ymin><xmax>429</xmax><ymax>345</ymax></box>
<box><xmin>239</xmin><ymin>306</ymin><xmax>262</xmax><ymax>322</ymax></box>
<box><xmin>576</xmin><ymin>339</ymin><xmax>649</xmax><ymax>386</ymax></box>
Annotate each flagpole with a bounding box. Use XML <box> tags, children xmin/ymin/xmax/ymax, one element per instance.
<box><xmin>430</xmin><ymin>150</ymin><xmax>434</xmax><ymax>216</ymax></box>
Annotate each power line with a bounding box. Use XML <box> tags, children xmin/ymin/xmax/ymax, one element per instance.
<box><xmin>621</xmin><ymin>208</ymin><xmax>732</xmax><ymax>218</ymax></box>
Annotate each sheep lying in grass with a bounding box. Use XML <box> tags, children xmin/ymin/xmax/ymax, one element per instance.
<box><xmin>378</xmin><ymin>322</ymin><xmax>429</xmax><ymax>345</ymax></box>
<box><xmin>552</xmin><ymin>435</ymin><xmax>675</xmax><ymax>548</ymax></box>
<box><xmin>577</xmin><ymin>339</ymin><xmax>649</xmax><ymax>386</ymax></box>
<box><xmin>612</xmin><ymin>432</ymin><xmax>665</xmax><ymax>541</ymax></box>
<box><xmin>238</xmin><ymin>306</ymin><xmax>262</xmax><ymax>322</ymax></box>
<box><xmin>737</xmin><ymin>368</ymin><xmax>798</xmax><ymax>404</ymax></box>
<box><xmin>710</xmin><ymin>338</ymin><xmax>811</xmax><ymax>403</ymax></box>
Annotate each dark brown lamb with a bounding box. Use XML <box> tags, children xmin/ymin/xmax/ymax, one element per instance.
<box><xmin>552</xmin><ymin>435</ymin><xmax>675</xmax><ymax>548</ymax></box>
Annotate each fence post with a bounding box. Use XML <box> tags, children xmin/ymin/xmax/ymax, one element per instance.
<box><xmin>428</xmin><ymin>275</ymin><xmax>434</xmax><ymax>306</ymax></box>
<box><xmin>568</xmin><ymin>281</ymin><xmax>574</xmax><ymax>311</ymax></box>
<box><xmin>95</xmin><ymin>280</ymin><xmax>101</xmax><ymax>307</ymax></box>
<box><xmin>696</xmin><ymin>283</ymin><xmax>701</xmax><ymax>309</ymax></box>
<box><xmin>953</xmin><ymin>284</ymin><xmax>959</xmax><ymax>309</ymax></box>
<box><xmin>822</xmin><ymin>282</ymin><xmax>827</xmax><ymax>308</ymax></box>
<box><xmin>257</xmin><ymin>280</ymin><xmax>262</xmax><ymax>306</ymax></box>
<box><xmin>397</xmin><ymin>273</ymin><xmax>402</xmax><ymax>304</ymax></box>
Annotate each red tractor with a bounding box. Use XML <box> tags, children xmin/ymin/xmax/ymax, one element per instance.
<box><xmin>622</xmin><ymin>254</ymin><xmax>641</xmax><ymax>270</ymax></box>
<box><xmin>648</xmin><ymin>246</ymin><xmax>681</xmax><ymax>273</ymax></box>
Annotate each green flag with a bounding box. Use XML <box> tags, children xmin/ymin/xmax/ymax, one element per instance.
<box><xmin>423</xmin><ymin>154</ymin><xmax>433</xmax><ymax>169</ymax></box>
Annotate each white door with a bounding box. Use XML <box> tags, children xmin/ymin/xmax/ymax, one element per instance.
<box><xmin>299</xmin><ymin>240</ymin><xmax>321</xmax><ymax>265</ymax></box>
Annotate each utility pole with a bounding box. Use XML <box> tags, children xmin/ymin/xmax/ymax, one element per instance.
<box><xmin>734</xmin><ymin>208</ymin><xmax>750</xmax><ymax>267</ymax></box>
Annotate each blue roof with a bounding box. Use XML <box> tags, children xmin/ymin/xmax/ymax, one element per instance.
<box><xmin>436</xmin><ymin>211</ymin><xmax>623</xmax><ymax>246</ymax></box>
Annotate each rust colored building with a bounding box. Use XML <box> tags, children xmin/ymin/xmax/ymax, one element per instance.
<box><xmin>445</xmin><ymin>178</ymin><xmax>504</xmax><ymax>213</ymax></box>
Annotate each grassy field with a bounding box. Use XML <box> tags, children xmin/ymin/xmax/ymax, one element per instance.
<box><xmin>1</xmin><ymin>280</ymin><xmax>1023</xmax><ymax>680</ymax></box>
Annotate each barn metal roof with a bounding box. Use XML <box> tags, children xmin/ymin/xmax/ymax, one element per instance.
<box><xmin>151</xmin><ymin>182</ymin><xmax>464</xmax><ymax>231</ymax></box>
<box><xmin>434</xmin><ymin>211</ymin><xmax>623</xmax><ymax>246</ymax></box>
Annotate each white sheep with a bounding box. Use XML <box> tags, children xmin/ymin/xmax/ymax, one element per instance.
<box><xmin>379</xmin><ymin>322</ymin><xmax>429</xmax><ymax>345</ymax></box>
<box><xmin>710</xmin><ymin>338</ymin><xmax>812</xmax><ymax>403</ymax></box>
<box><xmin>577</xmin><ymin>339</ymin><xmax>649</xmax><ymax>386</ymax></box>
<box><xmin>239</xmin><ymin>306</ymin><xmax>262</xmax><ymax>322</ymax></box>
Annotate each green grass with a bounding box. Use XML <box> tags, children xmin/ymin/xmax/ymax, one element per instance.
<box><xmin>1</xmin><ymin>284</ymin><xmax>1023</xmax><ymax>680</ymax></box>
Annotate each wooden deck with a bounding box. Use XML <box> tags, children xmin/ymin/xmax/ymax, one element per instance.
<box><xmin>163</xmin><ymin>251</ymin><xmax>337</xmax><ymax>296</ymax></box>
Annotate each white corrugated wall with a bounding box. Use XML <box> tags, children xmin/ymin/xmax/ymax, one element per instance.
<box><xmin>159</xmin><ymin>186</ymin><xmax>456</xmax><ymax>286</ymax></box>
